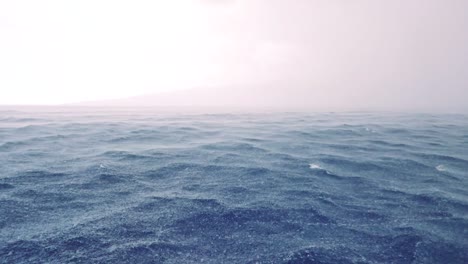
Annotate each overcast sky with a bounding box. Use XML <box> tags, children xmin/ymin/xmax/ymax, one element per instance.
<box><xmin>1</xmin><ymin>0</ymin><xmax>467</xmax><ymax>111</ymax></box>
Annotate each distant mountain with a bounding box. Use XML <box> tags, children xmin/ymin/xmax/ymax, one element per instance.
<box><xmin>72</xmin><ymin>84</ymin><xmax>468</xmax><ymax>113</ymax></box>
<box><xmin>73</xmin><ymin>84</ymin><xmax>331</xmax><ymax>111</ymax></box>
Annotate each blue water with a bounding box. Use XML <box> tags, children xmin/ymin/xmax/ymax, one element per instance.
<box><xmin>0</xmin><ymin>108</ymin><xmax>467</xmax><ymax>263</ymax></box>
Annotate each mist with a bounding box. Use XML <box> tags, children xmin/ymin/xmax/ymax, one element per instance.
<box><xmin>2</xmin><ymin>2</ymin><xmax>468</xmax><ymax>262</ymax></box>
<box><xmin>1</xmin><ymin>0</ymin><xmax>467</xmax><ymax>112</ymax></box>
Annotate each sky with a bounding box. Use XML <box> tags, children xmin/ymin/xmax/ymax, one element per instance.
<box><xmin>0</xmin><ymin>0</ymin><xmax>467</xmax><ymax>111</ymax></box>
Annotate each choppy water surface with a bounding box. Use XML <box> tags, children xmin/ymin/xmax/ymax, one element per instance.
<box><xmin>0</xmin><ymin>108</ymin><xmax>467</xmax><ymax>263</ymax></box>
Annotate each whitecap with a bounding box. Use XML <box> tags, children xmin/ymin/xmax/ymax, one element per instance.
<box><xmin>309</xmin><ymin>163</ymin><xmax>332</xmax><ymax>174</ymax></box>
<box><xmin>309</xmin><ymin>163</ymin><xmax>322</xmax><ymax>169</ymax></box>
<box><xmin>365</xmin><ymin>127</ymin><xmax>377</xmax><ymax>133</ymax></box>
<box><xmin>436</xmin><ymin>165</ymin><xmax>447</xmax><ymax>172</ymax></box>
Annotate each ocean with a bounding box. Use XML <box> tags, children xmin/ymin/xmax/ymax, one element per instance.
<box><xmin>0</xmin><ymin>108</ymin><xmax>467</xmax><ymax>263</ymax></box>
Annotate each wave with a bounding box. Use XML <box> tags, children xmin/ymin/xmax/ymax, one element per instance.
<box><xmin>1</xmin><ymin>111</ymin><xmax>467</xmax><ymax>263</ymax></box>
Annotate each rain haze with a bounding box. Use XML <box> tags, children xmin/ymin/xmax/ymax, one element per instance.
<box><xmin>1</xmin><ymin>0</ymin><xmax>467</xmax><ymax>111</ymax></box>
<box><xmin>2</xmin><ymin>2</ymin><xmax>468</xmax><ymax>263</ymax></box>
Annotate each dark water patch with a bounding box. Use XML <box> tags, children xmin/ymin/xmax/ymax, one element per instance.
<box><xmin>106</xmin><ymin>223</ymin><xmax>156</xmax><ymax>239</ymax></box>
<box><xmin>0</xmin><ymin>117</ymin><xmax>47</xmax><ymax>122</ymax></box>
<box><xmin>340</xmin><ymin>208</ymin><xmax>388</xmax><ymax>222</ymax></box>
<box><xmin>378</xmin><ymin>157</ymin><xmax>442</xmax><ymax>175</ymax></box>
<box><xmin>181</xmin><ymin>184</ymin><xmax>201</xmax><ymax>191</ymax></box>
<box><xmin>143</xmin><ymin>163</ymin><xmax>275</xmax><ymax>182</ymax></box>
<box><xmin>17</xmin><ymin>170</ymin><xmax>68</xmax><ymax>179</ymax></box>
<box><xmin>132</xmin><ymin>196</ymin><xmax>224</xmax><ymax>214</ymax></box>
<box><xmin>96</xmin><ymin>173</ymin><xmax>127</xmax><ymax>184</ymax></box>
<box><xmin>0</xmin><ymin>240</ymin><xmax>46</xmax><ymax>263</ymax></box>
<box><xmin>419</xmin><ymin>211</ymin><xmax>453</xmax><ymax>218</ymax></box>
<box><xmin>223</xmin><ymin>186</ymin><xmax>249</xmax><ymax>194</ymax></box>
<box><xmin>142</xmin><ymin>163</ymin><xmax>207</xmax><ymax>179</ymax></box>
<box><xmin>285</xmin><ymin>130</ymin><xmax>320</xmax><ymax>139</ymax></box>
<box><xmin>385</xmin><ymin>128</ymin><xmax>411</xmax><ymax>134</ymax></box>
<box><xmin>318</xmin><ymin>157</ymin><xmax>386</xmax><ymax>173</ymax></box>
<box><xmin>13</xmin><ymin>190</ymin><xmax>76</xmax><ymax>204</ymax></box>
<box><xmin>383</xmin><ymin>157</ymin><xmax>434</xmax><ymax>169</ymax></box>
<box><xmin>211</xmin><ymin>153</ymin><xmax>246</xmax><ymax>164</ymax></box>
<box><xmin>310</xmin><ymin>169</ymin><xmax>371</xmax><ymax>186</ymax></box>
<box><xmin>413</xmin><ymin>241</ymin><xmax>468</xmax><ymax>263</ymax></box>
<box><xmin>241</xmin><ymin>137</ymin><xmax>267</xmax><ymax>143</ymax></box>
<box><xmin>368</xmin><ymin>139</ymin><xmax>409</xmax><ymax>148</ymax></box>
<box><xmin>416</xmin><ymin>153</ymin><xmax>468</xmax><ymax>166</ymax></box>
<box><xmin>0</xmin><ymin>236</ymin><xmax>111</xmax><ymax>263</ymax></box>
<box><xmin>0</xmin><ymin>141</ymin><xmax>28</xmax><ymax>151</ymax></box>
<box><xmin>28</xmin><ymin>134</ymin><xmax>68</xmax><ymax>142</ymax></box>
<box><xmin>409</xmin><ymin>193</ymin><xmax>468</xmax><ymax>213</ymax></box>
<box><xmin>105</xmin><ymin>131</ymin><xmax>173</xmax><ymax>143</ymax></box>
<box><xmin>173</xmin><ymin>207</ymin><xmax>333</xmax><ymax>237</ymax></box>
<box><xmin>439</xmin><ymin>172</ymin><xmax>463</xmax><ymax>182</ymax></box>
<box><xmin>278</xmin><ymin>246</ymin><xmax>363</xmax><ymax>264</ymax></box>
<box><xmin>60</xmin><ymin>236</ymin><xmax>106</xmax><ymax>252</ymax></box>
<box><xmin>0</xmin><ymin>183</ymin><xmax>14</xmax><ymax>190</ymax></box>
<box><xmin>14</xmin><ymin>124</ymin><xmax>49</xmax><ymax>132</ymax></box>
<box><xmin>176</xmin><ymin>126</ymin><xmax>200</xmax><ymax>132</ymax></box>
<box><xmin>319</xmin><ymin>128</ymin><xmax>363</xmax><ymax>137</ymax></box>
<box><xmin>377</xmin><ymin>234</ymin><xmax>423</xmax><ymax>263</ymax></box>
<box><xmin>201</xmin><ymin>142</ymin><xmax>269</xmax><ymax>153</ymax></box>
<box><xmin>109</xmin><ymin>242</ymin><xmax>192</xmax><ymax>264</ymax></box>
<box><xmin>339</xmin><ymin>144</ymin><xmax>378</xmax><ymax>152</ymax></box>
<box><xmin>427</xmin><ymin>141</ymin><xmax>443</xmax><ymax>146</ymax></box>
<box><xmin>0</xmin><ymin>200</ymin><xmax>36</xmax><ymax>228</ymax></box>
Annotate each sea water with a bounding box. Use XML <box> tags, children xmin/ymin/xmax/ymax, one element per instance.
<box><xmin>0</xmin><ymin>108</ymin><xmax>467</xmax><ymax>263</ymax></box>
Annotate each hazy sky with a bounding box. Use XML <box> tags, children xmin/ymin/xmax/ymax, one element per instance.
<box><xmin>1</xmin><ymin>0</ymin><xmax>467</xmax><ymax>111</ymax></box>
